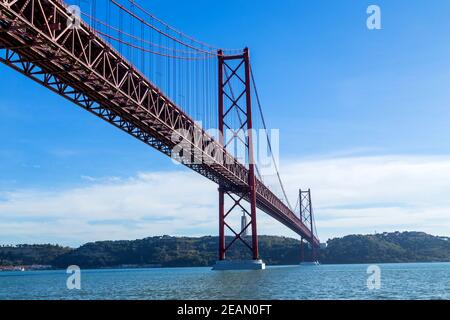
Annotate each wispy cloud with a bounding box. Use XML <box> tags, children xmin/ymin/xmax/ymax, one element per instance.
<box><xmin>0</xmin><ymin>171</ymin><xmax>218</xmax><ymax>246</ymax></box>
<box><xmin>0</xmin><ymin>155</ymin><xmax>450</xmax><ymax>246</ymax></box>
<box><xmin>278</xmin><ymin>155</ymin><xmax>450</xmax><ymax>239</ymax></box>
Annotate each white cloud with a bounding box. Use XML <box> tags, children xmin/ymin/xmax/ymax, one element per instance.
<box><xmin>278</xmin><ymin>155</ymin><xmax>450</xmax><ymax>239</ymax></box>
<box><xmin>0</xmin><ymin>171</ymin><xmax>218</xmax><ymax>246</ymax></box>
<box><xmin>1</xmin><ymin>155</ymin><xmax>450</xmax><ymax>246</ymax></box>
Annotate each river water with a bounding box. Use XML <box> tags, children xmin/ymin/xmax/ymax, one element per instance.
<box><xmin>0</xmin><ymin>262</ymin><xmax>449</xmax><ymax>300</ymax></box>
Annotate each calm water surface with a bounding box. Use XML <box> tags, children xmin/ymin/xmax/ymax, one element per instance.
<box><xmin>0</xmin><ymin>263</ymin><xmax>449</xmax><ymax>300</ymax></box>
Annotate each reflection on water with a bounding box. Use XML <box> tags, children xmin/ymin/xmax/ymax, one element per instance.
<box><xmin>0</xmin><ymin>263</ymin><xmax>449</xmax><ymax>300</ymax></box>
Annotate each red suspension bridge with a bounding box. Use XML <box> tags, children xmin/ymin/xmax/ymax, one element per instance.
<box><xmin>0</xmin><ymin>0</ymin><xmax>320</xmax><ymax>269</ymax></box>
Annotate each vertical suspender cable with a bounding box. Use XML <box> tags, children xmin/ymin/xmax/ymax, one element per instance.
<box><xmin>250</xmin><ymin>66</ymin><xmax>293</xmax><ymax>211</ymax></box>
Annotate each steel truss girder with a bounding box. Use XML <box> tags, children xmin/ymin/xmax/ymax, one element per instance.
<box><xmin>0</xmin><ymin>0</ymin><xmax>320</xmax><ymax>247</ymax></box>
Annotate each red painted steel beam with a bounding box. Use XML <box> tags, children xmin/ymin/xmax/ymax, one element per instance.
<box><xmin>0</xmin><ymin>0</ymin><xmax>320</xmax><ymax>247</ymax></box>
<box><xmin>243</xmin><ymin>48</ymin><xmax>259</xmax><ymax>259</ymax></box>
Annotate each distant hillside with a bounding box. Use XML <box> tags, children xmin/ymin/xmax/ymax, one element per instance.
<box><xmin>52</xmin><ymin>236</ymin><xmax>302</xmax><ymax>268</ymax></box>
<box><xmin>0</xmin><ymin>244</ymin><xmax>71</xmax><ymax>266</ymax></box>
<box><xmin>1</xmin><ymin>232</ymin><xmax>450</xmax><ymax>268</ymax></box>
<box><xmin>320</xmin><ymin>232</ymin><xmax>450</xmax><ymax>264</ymax></box>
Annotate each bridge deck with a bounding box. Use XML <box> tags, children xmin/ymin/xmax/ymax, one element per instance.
<box><xmin>0</xmin><ymin>0</ymin><xmax>320</xmax><ymax>246</ymax></box>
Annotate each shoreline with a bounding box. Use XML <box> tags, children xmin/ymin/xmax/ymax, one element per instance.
<box><xmin>2</xmin><ymin>261</ymin><xmax>450</xmax><ymax>273</ymax></box>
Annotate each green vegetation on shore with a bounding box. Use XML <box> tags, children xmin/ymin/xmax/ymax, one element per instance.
<box><xmin>1</xmin><ymin>232</ymin><xmax>449</xmax><ymax>269</ymax></box>
<box><xmin>323</xmin><ymin>232</ymin><xmax>450</xmax><ymax>264</ymax></box>
<box><xmin>0</xmin><ymin>244</ymin><xmax>71</xmax><ymax>267</ymax></box>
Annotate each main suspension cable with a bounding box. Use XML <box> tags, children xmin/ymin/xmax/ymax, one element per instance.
<box><xmin>81</xmin><ymin>11</ymin><xmax>210</xmax><ymax>57</ymax></box>
<box><xmin>110</xmin><ymin>0</ymin><xmax>228</xmax><ymax>56</ymax></box>
<box><xmin>94</xmin><ymin>29</ymin><xmax>211</xmax><ymax>60</ymax></box>
<box><xmin>126</xmin><ymin>0</ymin><xmax>241</xmax><ymax>54</ymax></box>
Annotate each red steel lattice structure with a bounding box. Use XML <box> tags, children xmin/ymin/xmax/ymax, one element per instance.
<box><xmin>0</xmin><ymin>0</ymin><xmax>320</xmax><ymax>260</ymax></box>
<box><xmin>299</xmin><ymin>189</ymin><xmax>318</xmax><ymax>262</ymax></box>
<box><xmin>218</xmin><ymin>48</ymin><xmax>259</xmax><ymax>260</ymax></box>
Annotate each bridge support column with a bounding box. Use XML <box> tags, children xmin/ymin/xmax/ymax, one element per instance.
<box><xmin>213</xmin><ymin>48</ymin><xmax>263</xmax><ymax>270</ymax></box>
<box><xmin>300</xmin><ymin>237</ymin><xmax>304</xmax><ymax>263</ymax></box>
<box><xmin>244</xmin><ymin>48</ymin><xmax>259</xmax><ymax>261</ymax></box>
<box><xmin>299</xmin><ymin>189</ymin><xmax>320</xmax><ymax>265</ymax></box>
<box><xmin>219</xmin><ymin>189</ymin><xmax>225</xmax><ymax>260</ymax></box>
<box><xmin>215</xmin><ymin>188</ymin><xmax>262</xmax><ymax>264</ymax></box>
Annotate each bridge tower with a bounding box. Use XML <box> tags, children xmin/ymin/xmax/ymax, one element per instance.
<box><xmin>0</xmin><ymin>0</ymin><xmax>320</xmax><ymax>271</ymax></box>
<box><xmin>299</xmin><ymin>189</ymin><xmax>319</xmax><ymax>264</ymax></box>
<box><xmin>213</xmin><ymin>48</ymin><xmax>264</xmax><ymax>270</ymax></box>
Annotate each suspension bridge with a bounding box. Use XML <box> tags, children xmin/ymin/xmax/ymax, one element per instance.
<box><xmin>0</xmin><ymin>0</ymin><xmax>320</xmax><ymax>270</ymax></box>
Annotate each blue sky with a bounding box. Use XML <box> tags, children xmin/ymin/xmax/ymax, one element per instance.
<box><xmin>2</xmin><ymin>0</ymin><xmax>450</xmax><ymax>246</ymax></box>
